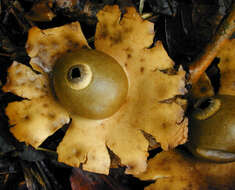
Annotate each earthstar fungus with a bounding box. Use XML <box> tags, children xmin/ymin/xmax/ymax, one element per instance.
<box><xmin>187</xmin><ymin>38</ymin><xmax>235</xmax><ymax>163</ymax></box>
<box><xmin>3</xmin><ymin>6</ymin><xmax>187</xmax><ymax>175</ymax></box>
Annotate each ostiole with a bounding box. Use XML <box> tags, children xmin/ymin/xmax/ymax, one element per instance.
<box><xmin>192</xmin><ymin>97</ymin><xmax>221</xmax><ymax>120</ymax></box>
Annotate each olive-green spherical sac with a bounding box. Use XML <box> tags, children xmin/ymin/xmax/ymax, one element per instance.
<box><xmin>53</xmin><ymin>49</ymin><xmax>128</xmax><ymax>119</ymax></box>
<box><xmin>188</xmin><ymin>95</ymin><xmax>235</xmax><ymax>162</ymax></box>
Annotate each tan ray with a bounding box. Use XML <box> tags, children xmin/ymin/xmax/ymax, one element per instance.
<box><xmin>3</xmin><ymin>62</ymin><xmax>70</xmax><ymax>148</ymax></box>
<box><xmin>26</xmin><ymin>22</ymin><xmax>89</xmax><ymax>73</ymax></box>
<box><xmin>137</xmin><ymin>150</ymin><xmax>235</xmax><ymax>190</ymax></box>
<box><xmin>217</xmin><ymin>39</ymin><xmax>235</xmax><ymax>95</ymax></box>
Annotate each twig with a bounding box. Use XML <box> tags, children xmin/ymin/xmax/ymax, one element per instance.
<box><xmin>0</xmin><ymin>53</ymin><xmax>11</xmax><ymax>57</ymax></box>
<box><xmin>189</xmin><ymin>4</ymin><xmax>235</xmax><ymax>84</ymax></box>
